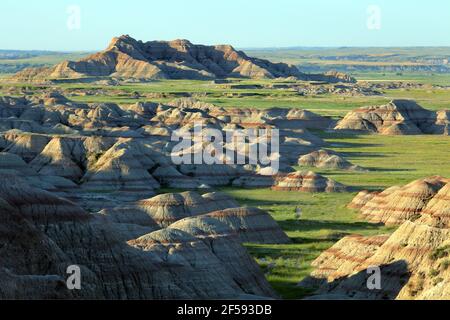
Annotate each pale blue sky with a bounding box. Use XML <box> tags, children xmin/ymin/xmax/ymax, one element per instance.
<box><xmin>1</xmin><ymin>0</ymin><xmax>449</xmax><ymax>51</ymax></box>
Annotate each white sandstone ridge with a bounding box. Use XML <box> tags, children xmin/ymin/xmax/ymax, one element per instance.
<box><xmin>12</xmin><ymin>35</ymin><xmax>355</xmax><ymax>82</ymax></box>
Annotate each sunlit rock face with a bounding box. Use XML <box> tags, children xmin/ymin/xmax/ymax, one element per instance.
<box><xmin>12</xmin><ymin>35</ymin><xmax>355</xmax><ymax>83</ymax></box>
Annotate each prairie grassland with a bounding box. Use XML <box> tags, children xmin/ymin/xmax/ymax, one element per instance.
<box><xmin>354</xmin><ymin>73</ymin><xmax>450</xmax><ymax>85</ymax></box>
<box><xmin>0</xmin><ymin>52</ymin><xmax>90</xmax><ymax>66</ymax></box>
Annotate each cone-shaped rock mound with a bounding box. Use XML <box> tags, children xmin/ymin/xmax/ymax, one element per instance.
<box><xmin>347</xmin><ymin>190</ymin><xmax>378</xmax><ymax>210</ymax></box>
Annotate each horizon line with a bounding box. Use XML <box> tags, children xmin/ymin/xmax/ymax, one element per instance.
<box><xmin>2</xmin><ymin>45</ymin><xmax>450</xmax><ymax>53</ymax></box>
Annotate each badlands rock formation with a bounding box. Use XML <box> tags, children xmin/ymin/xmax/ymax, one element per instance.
<box><xmin>273</xmin><ymin>171</ymin><xmax>347</xmax><ymax>193</ymax></box>
<box><xmin>131</xmin><ymin>217</ymin><xmax>277</xmax><ymax>297</ymax></box>
<box><xmin>307</xmin><ymin>71</ymin><xmax>357</xmax><ymax>84</ymax></box>
<box><xmin>100</xmin><ymin>191</ymin><xmax>240</xmax><ymax>229</ymax></box>
<box><xmin>0</xmin><ymin>91</ymin><xmax>320</xmax><ymax>299</ymax></box>
<box><xmin>0</xmin><ymin>174</ymin><xmax>283</xmax><ymax>299</ymax></box>
<box><xmin>13</xmin><ymin>35</ymin><xmax>355</xmax><ymax>82</ymax></box>
<box><xmin>0</xmin><ymin>87</ymin><xmax>357</xmax><ymax>300</ymax></box>
<box><xmin>202</xmin><ymin>207</ymin><xmax>291</xmax><ymax>244</ymax></box>
<box><xmin>298</xmin><ymin>149</ymin><xmax>366</xmax><ymax>171</ymax></box>
<box><xmin>335</xmin><ymin>100</ymin><xmax>450</xmax><ymax>135</ymax></box>
<box><xmin>301</xmin><ymin>176</ymin><xmax>450</xmax><ymax>299</ymax></box>
<box><xmin>350</xmin><ymin>176</ymin><xmax>450</xmax><ymax>225</ymax></box>
<box><xmin>0</xmin><ymin>94</ymin><xmax>345</xmax><ymax>194</ymax></box>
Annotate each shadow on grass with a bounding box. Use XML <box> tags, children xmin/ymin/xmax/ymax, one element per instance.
<box><xmin>368</xmin><ymin>167</ymin><xmax>416</xmax><ymax>172</ymax></box>
<box><xmin>299</xmin><ymin>260</ymin><xmax>410</xmax><ymax>300</ymax></box>
<box><xmin>235</xmin><ymin>198</ymin><xmax>319</xmax><ymax>207</ymax></box>
<box><xmin>279</xmin><ymin>219</ymin><xmax>384</xmax><ymax>233</ymax></box>
<box><xmin>290</xmin><ymin>237</ymin><xmax>340</xmax><ymax>245</ymax></box>
<box><xmin>270</xmin><ymin>280</ymin><xmax>316</xmax><ymax>300</ymax></box>
<box><xmin>327</xmin><ymin>142</ymin><xmax>384</xmax><ymax>149</ymax></box>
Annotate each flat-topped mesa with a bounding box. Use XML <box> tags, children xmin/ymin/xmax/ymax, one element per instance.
<box><xmin>335</xmin><ymin>99</ymin><xmax>450</xmax><ymax>135</ymax></box>
<box><xmin>12</xmin><ymin>35</ymin><xmax>355</xmax><ymax>82</ymax></box>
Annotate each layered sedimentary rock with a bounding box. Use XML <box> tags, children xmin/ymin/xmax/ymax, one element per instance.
<box><xmin>0</xmin><ymin>91</ymin><xmax>335</xmax><ymax>299</ymax></box>
<box><xmin>0</xmin><ymin>94</ymin><xmax>340</xmax><ymax>192</ymax></box>
<box><xmin>0</xmin><ymin>151</ymin><xmax>37</xmax><ymax>176</ymax></box>
<box><xmin>0</xmin><ymin>197</ymin><xmax>76</xmax><ymax>300</ymax></box>
<box><xmin>3</xmin><ymin>133</ymin><xmax>50</xmax><ymax>162</ymax></box>
<box><xmin>12</xmin><ymin>35</ymin><xmax>354</xmax><ymax>83</ymax></box>
<box><xmin>152</xmin><ymin>165</ymin><xmax>201</xmax><ymax>189</ymax></box>
<box><xmin>335</xmin><ymin>100</ymin><xmax>450</xmax><ymax>135</ymax></box>
<box><xmin>100</xmin><ymin>191</ymin><xmax>240</xmax><ymax>229</ymax></box>
<box><xmin>300</xmin><ymin>234</ymin><xmax>390</xmax><ymax>288</ymax></box>
<box><xmin>302</xmin><ymin>177</ymin><xmax>450</xmax><ymax>300</ymax></box>
<box><xmin>272</xmin><ymin>171</ymin><xmax>347</xmax><ymax>193</ymax></box>
<box><xmin>30</xmin><ymin>137</ymin><xmax>84</xmax><ymax>180</ymax></box>
<box><xmin>0</xmin><ymin>174</ymin><xmax>279</xmax><ymax>299</ymax></box>
<box><xmin>81</xmin><ymin>141</ymin><xmax>160</xmax><ymax>192</ymax></box>
<box><xmin>0</xmin><ymin>174</ymin><xmax>88</xmax><ymax>224</ymax></box>
<box><xmin>347</xmin><ymin>190</ymin><xmax>378</xmax><ymax>209</ymax></box>
<box><xmin>308</xmin><ymin>71</ymin><xmax>357</xmax><ymax>84</ymax></box>
<box><xmin>131</xmin><ymin>217</ymin><xmax>278</xmax><ymax>298</ymax></box>
<box><xmin>203</xmin><ymin>207</ymin><xmax>291</xmax><ymax>244</ymax></box>
<box><xmin>232</xmin><ymin>174</ymin><xmax>276</xmax><ymax>188</ymax></box>
<box><xmin>352</xmin><ymin>176</ymin><xmax>449</xmax><ymax>225</ymax></box>
<box><xmin>298</xmin><ymin>149</ymin><xmax>365</xmax><ymax>171</ymax></box>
